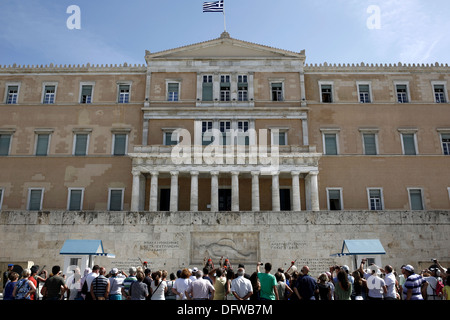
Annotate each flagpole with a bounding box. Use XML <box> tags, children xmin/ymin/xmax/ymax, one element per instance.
<box><xmin>223</xmin><ymin>2</ymin><xmax>227</xmax><ymax>32</ymax></box>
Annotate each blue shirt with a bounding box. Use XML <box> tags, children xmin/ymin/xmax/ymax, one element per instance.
<box><xmin>295</xmin><ymin>274</ymin><xmax>317</xmax><ymax>300</ymax></box>
<box><xmin>405</xmin><ymin>273</ymin><xmax>424</xmax><ymax>300</ymax></box>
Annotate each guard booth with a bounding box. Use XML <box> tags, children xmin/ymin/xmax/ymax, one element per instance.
<box><xmin>331</xmin><ymin>239</ymin><xmax>386</xmax><ymax>271</ymax></box>
<box><xmin>59</xmin><ymin>240</ymin><xmax>115</xmax><ymax>276</ymax></box>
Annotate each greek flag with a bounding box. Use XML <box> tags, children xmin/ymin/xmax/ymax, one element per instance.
<box><xmin>203</xmin><ymin>1</ymin><xmax>224</xmax><ymax>13</ymax></box>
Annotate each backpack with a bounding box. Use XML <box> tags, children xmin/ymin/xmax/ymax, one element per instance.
<box><xmin>435</xmin><ymin>280</ymin><xmax>444</xmax><ymax>297</ymax></box>
<box><xmin>15</xmin><ymin>279</ymin><xmax>31</xmax><ymax>300</ymax></box>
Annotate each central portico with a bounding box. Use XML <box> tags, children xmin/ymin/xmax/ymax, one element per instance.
<box><xmin>129</xmin><ymin>32</ymin><xmax>321</xmax><ymax>213</ymax></box>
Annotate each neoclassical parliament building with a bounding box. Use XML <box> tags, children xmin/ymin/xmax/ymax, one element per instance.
<box><xmin>1</xmin><ymin>32</ymin><xmax>450</xmax><ymax>214</ymax></box>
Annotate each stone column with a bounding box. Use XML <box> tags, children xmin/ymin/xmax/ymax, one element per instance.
<box><xmin>231</xmin><ymin>171</ymin><xmax>239</xmax><ymax>211</ymax></box>
<box><xmin>210</xmin><ymin>171</ymin><xmax>219</xmax><ymax>212</ymax></box>
<box><xmin>309</xmin><ymin>171</ymin><xmax>320</xmax><ymax>211</ymax></box>
<box><xmin>291</xmin><ymin>171</ymin><xmax>301</xmax><ymax>211</ymax></box>
<box><xmin>251</xmin><ymin>171</ymin><xmax>260</xmax><ymax>212</ymax></box>
<box><xmin>190</xmin><ymin>171</ymin><xmax>199</xmax><ymax>212</ymax></box>
<box><xmin>131</xmin><ymin>171</ymin><xmax>141</xmax><ymax>212</ymax></box>
<box><xmin>271</xmin><ymin>171</ymin><xmax>280</xmax><ymax>212</ymax></box>
<box><xmin>170</xmin><ymin>171</ymin><xmax>179</xmax><ymax>212</ymax></box>
<box><xmin>149</xmin><ymin>171</ymin><xmax>159</xmax><ymax>212</ymax></box>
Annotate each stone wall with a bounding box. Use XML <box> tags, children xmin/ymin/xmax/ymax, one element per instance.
<box><xmin>0</xmin><ymin>210</ymin><xmax>449</xmax><ymax>278</ymax></box>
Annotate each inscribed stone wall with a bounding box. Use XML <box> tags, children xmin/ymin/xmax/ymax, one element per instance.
<box><xmin>0</xmin><ymin>210</ymin><xmax>448</xmax><ymax>278</ymax></box>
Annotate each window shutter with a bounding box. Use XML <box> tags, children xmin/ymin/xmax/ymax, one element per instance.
<box><xmin>81</xmin><ymin>85</ymin><xmax>92</xmax><ymax>96</ymax></box>
<box><xmin>29</xmin><ymin>190</ymin><xmax>42</xmax><ymax>210</ymax></box>
<box><xmin>114</xmin><ymin>134</ymin><xmax>127</xmax><ymax>155</ymax></box>
<box><xmin>74</xmin><ymin>134</ymin><xmax>88</xmax><ymax>156</ymax></box>
<box><xmin>402</xmin><ymin>134</ymin><xmax>416</xmax><ymax>155</ymax></box>
<box><xmin>109</xmin><ymin>190</ymin><xmax>123</xmax><ymax>211</ymax></box>
<box><xmin>69</xmin><ymin>190</ymin><xmax>82</xmax><ymax>211</ymax></box>
<box><xmin>36</xmin><ymin>134</ymin><xmax>49</xmax><ymax>156</ymax></box>
<box><xmin>410</xmin><ymin>190</ymin><xmax>423</xmax><ymax>210</ymax></box>
<box><xmin>359</xmin><ymin>84</ymin><xmax>369</xmax><ymax>92</ymax></box>
<box><xmin>0</xmin><ymin>135</ymin><xmax>11</xmax><ymax>156</ymax></box>
<box><xmin>324</xmin><ymin>134</ymin><xmax>338</xmax><ymax>155</ymax></box>
<box><xmin>202</xmin><ymin>83</ymin><xmax>213</xmax><ymax>101</ymax></box>
<box><xmin>363</xmin><ymin>134</ymin><xmax>377</xmax><ymax>155</ymax></box>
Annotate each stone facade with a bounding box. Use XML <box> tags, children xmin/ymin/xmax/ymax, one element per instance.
<box><xmin>0</xmin><ymin>210</ymin><xmax>448</xmax><ymax>277</ymax></box>
<box><xmin>0</xmin><ymin>33</ymin><xmax>449</xmax><ymax>277</ymax></box>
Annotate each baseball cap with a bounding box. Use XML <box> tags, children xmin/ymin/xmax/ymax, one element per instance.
<box><xmin>402</xmin><ymin>265</ymin><xmax>414</xmax><ymax>272</ymax></box>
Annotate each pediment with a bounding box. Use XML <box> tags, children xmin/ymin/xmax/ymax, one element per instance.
<box><xmin>145</xmin><ymin>32</ymin><xmax>305</xmax><ymax>62</ymax></box>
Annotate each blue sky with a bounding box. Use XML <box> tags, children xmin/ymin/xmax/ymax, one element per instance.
<box><xmin>0</xmin><ymin>0</ymin><xmax>449</xmax><ymax>66</ymax></box>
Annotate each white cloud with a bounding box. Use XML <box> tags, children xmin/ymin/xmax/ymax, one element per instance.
<box><xmin>369</xmin><ymin>0</ymin><xmax>449</xmax><ymax>63</ymax></box>
<box><xmin>0</xmin><ymin>1</ymin><xmax>141</xmax><ymax>65</ymax></box>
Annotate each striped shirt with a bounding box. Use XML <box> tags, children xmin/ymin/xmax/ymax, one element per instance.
<box><xmin>92</xmin><ymin>275</ymin><xmax>109</xmax><ymax>298</ymax></box>
<box><xmin>405</xmin><ymin>273</ymin><xmax>424</xmax><ymax>300</ymax></box>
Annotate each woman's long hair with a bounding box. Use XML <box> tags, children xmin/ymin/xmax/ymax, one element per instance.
<box><xmin>337</xmin><ymin>270</ymin><xmax>350</xmax><ymax>291</ymax></box>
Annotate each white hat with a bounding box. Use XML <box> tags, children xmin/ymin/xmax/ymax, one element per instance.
<box><xmin>402</xmin><ymin>265</ymin><xmax>414</xmax><ymax>273</ymax></box>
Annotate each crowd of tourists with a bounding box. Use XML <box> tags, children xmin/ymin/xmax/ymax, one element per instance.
<box><xmin>2</xmin><ymin>257</ymin><xmax>449</xmax><ymax>301</ymax></box>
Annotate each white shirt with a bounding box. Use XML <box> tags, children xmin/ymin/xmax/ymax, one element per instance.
<box><xmin>384</xmin><ymin>273</ymin><xmax>397</xmax><ymax>299</ymax></box>
<box><xmin>365</xmin><ymin>273</ymin><xmax>385</xmax><ymax>298</ymax></box>
<box><xmin>85</xmin><ymin>272</ymin><xmax>99</xmax><ymax>292</ymax></box>
<box><xmin>173</xmin><ymin>278</ymin><xmax>192</xmax><ymax>300</ymax></box>
<box><xmin>231</xmin><ymin>276</ymin><xmax>253</xmax><ymax>300</ymax></box>
<box><xmin>151</xmin><ymin>280</ymin><xmax>167</xmax><ymax>300</ymax></box>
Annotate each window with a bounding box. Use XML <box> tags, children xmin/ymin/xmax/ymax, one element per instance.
<box><xmin>408</xmin><ymin>188</ymin><xmax>424</xmax><ymax>210</ymax></box>
<box><xmin>321</xmin><ymin>84</ymin><xmax>333</xmax><ymax>103</ymax></box>
<box><xmin>108</xmin><ymin>188</ymin><xmax>124</xmax><ymax>211</ymax></box>
<box><xmin>118</xmin><ymin>84</ymin><xmax>130</xmax><ymax>103</ymax></box>
<box><xmin>238</xmin><ymin>75</ymin><xmax>248</xmax><ymax>101</ymax></box>
<box><xmin>358</xmin><ymin>84</ymin><xmax>371</xmax><ymax>103</ymax></box>
<box><xmin>113</xmin><ymin>133</ymin><xmax>127</xmax><ymax>155</ymax></box>
<box><xmin>237</xmin><ymin>121</ymin><xmax>249</xmax><ymax>146</ymax></box>
<box><xmin>433</xmin><ymin>83</ymin><xmax>447</xmax><ymax>103</ymax></box>
<box><xmin>0</xmin><ymin>134</ymin><xmax>12</xmax><ymax>156</ymax></box>
<box><xmin>67</xmin><ymin>188</ymin><xmax>84</xmax><ymax>211</ymax></box>
<box><xmin>220</xmin><ymin>120</ymin><xmax>231</xmax><ymax>145</ymax></box>
<box><xmin>80</xmin><ymin>85</ymin><xmax>93</xmax><ymax>104</ymax></box>
<box><xmin>368</xmin><ymin>188</ymin><xmax>383</xmax><ymax>210</ymax></box>
<box><xmin>73</xmin><ymin>133</ymin><xmax>89</xmax><ymax>156</ymax></box>
<box><xmin>167</xmin><ymin>83</ymin><xmax>179</xmax><ymax>102</ymax></box>
<box><xmin>271</xmin><ymin>83</ymin><xmax>283</xmax><ymax>101</ymax></box>
<box><xmin>28</xmin><ymin>188</ymin><xmax>44</xmax><ymax>211</ymax></box>
<box><xmin>362</xmin><ymin>133</ymin><xmax>378</xmax><ymax>155</ymax></box>
<box><xmin>327</xmin><ymin>188</ymin><xmax>343</xmax><ymax>210</ymax></box>
<box><xmin>323</xmin><ymin>132</ymin><xmax>339</xmax><ymax>155</ymax></box>
<box><xmin>401</xmin><ymin>133</ymin><xmax>417</xmax><ymax>155</ymax></box>
<box><xmin>441</xmin><ymin>133</ymin><xmax>450</xmax><ymax>155</ymax></box>
<box><xmin>202</xmin><ymin>75</ymin><xmax>213</xmax><ymax>101</ymax></box>
<box><xmin>6</xmin><ymin>85</ymin><xmax>19</xmax><ymax>104</ymax></box>
<box><xmin>271</xmin><ymin>129</ymin><xmax>287</xmax><ymax>146</ymax></box>
<box><xmin>43</xmin><ymin>85</ymin><xmax>56</xmax><ymax>104</ymax></box>
<box><xmin>396</xmin><ymin>83</ymin><xmax>409</xmax><ymax>103</ymax></box>
<box><xmin>35</xmin><ymin>133</ymin><xmax>50</xmax><ymax>156</ymax></box>
<box><xmin>202</xmin><ymin>121</ymin><xmax>213</xmax><ymax>146</ymax></box>
<box><xmin>163</xmin><ymin>131</ymin><xmax>178</xmax><ymax>146</ymax></box>
<box><xmin>220</xmin><ymin>75</ymin><xmax>231</xmax><ymax>102</ymax></box>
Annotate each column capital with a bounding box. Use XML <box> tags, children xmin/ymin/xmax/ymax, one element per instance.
<box><xmin>251</xmin><ymin>171</ymin><xmax>260</xmax><ymax>176</ymax></box>
<box><xmin>271</xmin><ymin>170</ymin><xmax>280</xmax><ymax>176</ymax></box>
<box><xmin>231</xmin><ymin>171</ymin><xmax>240</xmax><ymax>176</ymax></box>
<box><xmin>211</xmin><ymin>170</ymin><xmax>220</xmax><ymax>176</ymax></box>
<box><xmin>150</xmin><ymin>171</ymin><xmax>159</xmax><ymax>176</ymax></box>
<box><xmin>170</xmin><ymin>170</ymin><xmax>179</xmax><ymax>176</ymax></box>
<box><xmin>132</xmin><ymin>170</ymin><xmax>142</xmax><ymax>176</ymax></box>
<box><xmin>190</xmin><ymin>170</ymin><xmax>199</xmax><ymax>176</ymax></box>
<box><xmin>308</xmin><ymin>170</ymin><xmax>319</xmax><ymax>176</ymax></box>
<box><xmin>291</xmin><ymin>171</ymin><xmax>301</xmax><ymax>176</ymax></box>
